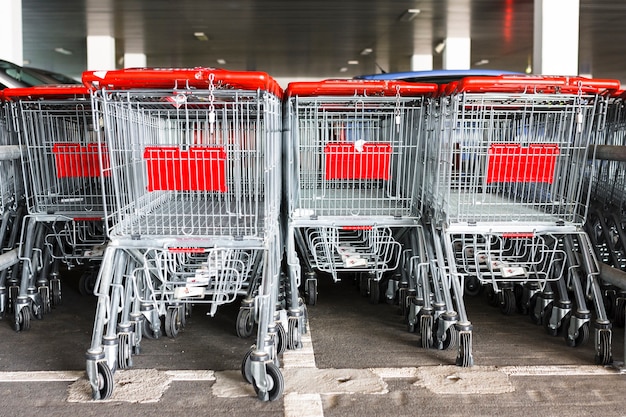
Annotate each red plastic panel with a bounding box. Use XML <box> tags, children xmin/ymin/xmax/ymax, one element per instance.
<box><xmin>52</xmin><ymin>142</ymin><xmax>110</xmax><ymax>178</ymax></box>
<box><xmin>448</xmin><ymin>75</ymin><xmax>620</xmax><ymax>95</ymax></box>
<box><xmin>324</xmin><ymin>142</ymin><xmax>392</xmax><ymax>180</ymax></box>
<box><xmin>286</xmin><ymin>79</ymin><xmax>438</xmax><ymax>98</ymax></box>
<box><xmin>143</xmin><ymin>146</ymin><xmax>227</xmax><ymax>192</ymax></box>
<box><xmin>2</xmin><ymin>85</ymin><xmax>89</xmax><ymax>100</ymax></box>
<box><xmin>486</xmin><ymin>143</ymin><xmax>560</xmax><ymax>184</ymax></box>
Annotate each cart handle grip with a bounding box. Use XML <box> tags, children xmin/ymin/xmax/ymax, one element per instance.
<box><xmin>446</xmin><ymin>75</ymin><xmax>620</xmax><ymax>95</ymax></box>
<box><xmin>286</xmin><ymin>79</ymin><xmax>439</xmax><ymax>97</ymax></box>
<box><xmin>82</xmin><ymin>67</ymin><xmax>283</xmax><ymax>98</ymax></box>
<box><xmin>2</xmin><ymin>84</ymin><xmax>90</xmax><ymax>100</ymax></box>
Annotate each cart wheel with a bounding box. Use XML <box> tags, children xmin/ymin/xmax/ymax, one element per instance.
<box><xmin>253</xmin><ymin>362</ymin><xmax>284</xmax><ymax>402</ymax></box>
<box><xmin>287</xmin><ymin>317</ymin><xmax>302</xmax><ymax>350</ymax></box>
<box><xmin>118</xmin><ymin>333</ymin><xmax>132</xmax><ymax>369</ymax></box>
<box><xmin>464</xmin><ymin>276</ymin><xmax>482</xmax><ymax>297</ymax></box>
<box><xmin>14</xmin><ymin>306</ymin><xmax>31</xmax><ymax>332</ymax></box>
<box><xmin>32</xmin><ymin>295</ymin><xmax>44</xmax><ymax>320</ymax></box>
<box><xmin>306</xmin><ymin>279</ymin><xmax>317</xmax><ymax>306</ymax></box>
<box><xmin>564</xmin><ymin>317</ymin><xmax>589</xmax><ymax>347</ymax></box>
<box><xmin>359</xmin><ymin>275</ymin><xmax>369</xmax><ymax>297</ymax></box>
<box><xmin>94</xmin><ymin>361</ymin><xmax>114</xmax><ymax>400</ymax></box>
<box><xmin>594</xmin><ymin>330</ymin><xmax>613</xmax><ymax>365</ymax></box>
<box><xmin>236</xmin><ymin>308</ymin><xmax>255</xmax><ymax>338</ymax></box>
<box><xmin>528</xmin><ymin>294</ymin><xmax>543</xmax><ymax>325</ymax></box>
<box><xmin>241</xmin><ymin>346</ymin><xmax>254</xmax><ymax>384</ymax></box>
<box><xmin>419</xmin><ymin>314</ymin><xmax>433</xmax><ymax>349</ymax></box>
<box><xmin>181</xmin><ymin>303</ymin><xmax>192</xmax><ymax>328</ymax></box>
<box><xmin>485</xmin><ymin>286</ymin><xmax>498</xmax><ymax>307</ymax></box>
<box><xmin>142</xmin><ymin>318</ymin><xmax>161</xmax><ymax>339</ymax></box>
<box><xmin>499</xmin><ymin>289</ymin><xmax>516</xmax><ymax>316</ymax></box>
<box><xmin>165</xmin><ymin>307</ymin><xmax>181</xmax><ymax>339</ymax></box>
<box><xmin>275</xmin><ymin>323</ymin><xmax>286</xmax><ymax>355</ymax></box>
<box><xmin>8</xmin><ymin>287</ymin><xmax>18</xmax><ymax>314</ymax></box>
<box><xmin>441</xmin><ymin>326</ymin><xmax>458</xmax><ymax>350</ymax></box>
<box><xmin>38</xmin><ymin>286</ymin><xmax>51</xmax><ymax>314</ymax></box>
<box><xmin>456</xmin><ymin>331</ymin><xmax>473</xmax><ymax>367</ymax></box>
<box><xmin>369</xmin><ymin>279</ymin><xmax>380</xmax><ymax>304</ymax></box>
<box><xmin>51</xmin><ymin>279</ymin><xmax>62</xmax><ymax>307</ymax></box>
<box><xmin>542</xmin><ymin>303</ymin><xmax>559</xmax><ymax>336</ymax></box>
<box><xmin>79</xmin><ymin>272</ymin><xmax>97</xmax><ymax>296</ymax></box>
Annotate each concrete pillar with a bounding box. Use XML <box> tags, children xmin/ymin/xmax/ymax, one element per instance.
<box><xmin>124</xmin><ymin>53</ymin><xmax>147</xmax><ymax>68</ymax></box>
<box><xmin>411</xmin><ymin>54</ymin><xmax>433</xmax><ymax>71</ymax></box>
<box><xmin>87</xmin><ymin>36</ymin><xmax>116</xmax><ymax>70</ymax></box>
<box><xmin>442</xmin><ymin>38</ymin><xmax>471</xmax><ymax>70</ymax></box>
<box><xmin>533</xmin><ymin>0</ymin><xmax>580</xmax><ymax>75</ymax></box>
<box><xmin>0</xmin><ymin>0</ymin><xmax>23</xmax><ymax>65</ymax></box>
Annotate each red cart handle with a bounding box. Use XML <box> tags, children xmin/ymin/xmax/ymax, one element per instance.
<box><xmin>2</xmin><ymin>84</ymin><xmax>90</xmax><ymax>100</ymax></box>
<box><xmin>447</xmin><ymin>75</ymin><xmax>620</xmax><ymax>95</ymax></box>
<box><xmin>82</xmin><ymin>67</ymin><xmax>283</xmax><ymax>98</ymax></box>
<box><xmin>285</xmin><ymin>79</ymin><xmax>438</xmax><ymax>98</ymax></box>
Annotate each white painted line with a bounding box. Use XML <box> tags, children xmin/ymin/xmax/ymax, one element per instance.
<box><xmin>370</xmin><ymin>367</ymin><xmax>418</xmax><ymax>379</ymax></box>
<box><xmin>0</xmin><ymin>371</ymin><xmax>83</xmax><ymax>382</ymax></box>
<box><xmin>164</xmin><ymin>370</ymin><xmax>215</xmax><ymax>381</ymax></box>
<box><xmin>282</xmin><ymin>323</ymin><xmax>316</xmax><ymax>369</ymax></box>
<box><xmin>284</xmin><ymin>393</ymin><xmax>324</xmax><ymax>417</ymax></box>
<box><xmin>499</xmin><ymin>365</ymin><xmax>618</xmax><ymax>376</ymax></box>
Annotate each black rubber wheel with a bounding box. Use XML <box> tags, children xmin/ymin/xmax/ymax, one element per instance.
<box><xmin>32</xmin><ymin>296</ymin><xmax>44</xmax><ymax>320</ymax></box>
<box><xmin>614</xmin><ymin>298</ymin><xmax>626</xmax><ymax>327</ymax></box>
<box><xmin>118</xmin><ymin>333</ymin><xmax>132</xmax><ymax>369</ymax></box>
<box><xmin>241</xmin><ymin>346</ymin><xmax>254</xmax><ymax>384</ymax></box>
<box><xmin>236</xmin><ymin>308</ymin><xmax>255</xmax><ymax>338</ymax></box>
<box><xmin>142</xmin><ymin>317</ymin><xmax>161</xmax><ymax>339</ymax></box>
<box><xmin>485</xmin><ymin>286</ymin><xmax>498</xmax><ymax>307</ymax></box>
<box><xmin>165</xmin><ymin>307</ymin><xmax>181</xmax><ymax>339</ymax></box>
<box><xmin>14</xmin><ymin>305</ymin><xmax>31</xmax><ymax>332</ymax></box>
<box><xmin>51</xmin><ymin>279</ymin><xmax>62</xmax><ymax>307</ymax></box>
<box><xmin>287</xmin><ymin>318</ymin><xmax>302</xmax><ymax>350</ymax></box>
<box><xmin>419</xmin><ymin>314</ymin><xmax>433</xmax><ymax>349</ymax></box>
<box><xmin>253</xmin><ymin>362</ymin><xmax>284</xmax><ymax>402</ymax></box>
<box><xmin>594</xmin><ymin>330</ymin><xmax>613</xmax><ymax>365</ymax></box>
<box><xmin>456</xmin><ymin>331</ymin><xmax>473</xmax><ymax>367</ymax></box>
<box><xmin>79</xmin><ymin>272</ymin><xmax>96</xmax><ymax>296</ymax></box>
<box><xmin>359</xmin><ymin>275</ymin><xmax>369</xmax><ymax>297</ymax></box>
<box><xmin>38</xmin><ymin>286</ymin><xmax>51</xmax><ymax>314</ymax></box>
<box><xmin>441</xmin><ymin>326</ymin><xmax>458</xmax><ymax>351</ymax></box>
<box><xmin>275</xmin><ymin>323</ymin><xmax>286</xmax><ymax>355</ymax></box>
<box><xmin>528</xmin><ymin>294</ymin><xmax>542</xmax><ymax>325</ymax></box>
<box><xmin>564</xmin><ymin>317</ymin><xmax>589</xmax><ymax>347</ymax></box>
<box><xmin>464</xmin><ymin>276</ymin><xmax>482</xmax><ymax>297</ymax></box>
<box><xmin>95</xmin><ymin>361</ymin><xmax>114</xmax><ymax>400</ymax></box>
<box><xmin>499</xmin><ymin>289</ymin><xmax>516</xmax><ymax>316</ymax></box>
<box><xmin>543</xmin><ymin>303</ymin><xmax>560</xmax><ymax>336</ymax></box>
<box><xmin>369</xmin><ymin>279</ymin><xmax>380</xmax><ymax>304</ymax></box>
<box><xmin>306</xmin><ymin>279</ymin><xmax>317</xmax><ymax>306</ymax></box>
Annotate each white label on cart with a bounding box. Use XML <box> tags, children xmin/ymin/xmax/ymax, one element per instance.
<box><xmin>187</xmin><ymin>276</ymin><xmax>210</xmax><ymax>286</ymax></box>
<box><xmin>500</xmin><ymin>266</ymin><xmax>526</xmax><ymax>278</ymax></box>
<box><xmin>343</xmin><ymin>256</ymin><xmax>367</xmax><ymax>268</ymax></box>
<box><xmin>174</xmin><ymin>286</ymin><xmax>204</xmax><ymax>298</ymax></box>
<box><xmin>337</xmin><ymin>246</ymin><xmax>358</xmax><ymax>256</ymax></box>
<box><xmin>293</xmin><ymin>209</ymin><xmax>315</xmax><ymax>217</ymax></box>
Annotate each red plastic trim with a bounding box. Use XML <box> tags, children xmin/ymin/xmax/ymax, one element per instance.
<box><xmin>286</xmin><ymin>79</ymin><xmax>438</xmax><ymax>98</ymax></box>
<box><xmin>2</xmin><ymin>84</ymin><xmax>90</xmax><ymax>100</ymax></box>
<box><xmin>447</xmin><ymin>75</ymin><xmax>620</xmax><ymax>95</ymax></box>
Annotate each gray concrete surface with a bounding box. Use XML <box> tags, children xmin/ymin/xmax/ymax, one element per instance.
<box><xmin>0</xmin><ymin>269</ymin><xmax>624</xmax><ymax>417</ymax></box>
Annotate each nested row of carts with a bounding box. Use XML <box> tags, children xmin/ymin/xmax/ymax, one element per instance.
<box><xmin>0</xmin><ymin>68</ymin><xmax>625</xmax><ymax>402</ymax></box>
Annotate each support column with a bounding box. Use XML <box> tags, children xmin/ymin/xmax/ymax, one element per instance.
<box><xmin>86</xmin><ymin>0</ymin><xmax>116</xmax><ymax>71</ymax></box>
<box><xmin>87</xmin><ymin>36</ymin><xmax>116</xmax><ymax>70</ymax></box>
<box><xmin>411</xmin><ymin>54</ymin><xmax>433</xmax><ymax>71</ymax></box>
<box><xmin>533</xmin><ymin>0</ymin><xmax>580</xmax><ymax>75</ymax></box>
<box><xmin>0</xmin><ymin>0</ymin><xmax>23</xmax><ymax>65</ymax></box>
<box><xmin>442</xmin><ymin>38</ymin><xmax>471</xmax><ymax>70</ymax></box>
<box><xmin>123</xmin><ymin>53</ymin><xmax>146</xmax><ymax>68</ymax></box>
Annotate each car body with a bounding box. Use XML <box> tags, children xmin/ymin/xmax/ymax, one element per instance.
<box><xmin>0</xmin><ymin>59</ymin><xmax>79</xmax><ymax>89</ymax></box>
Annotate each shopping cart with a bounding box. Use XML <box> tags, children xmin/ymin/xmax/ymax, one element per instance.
<box><xmin>423</xmin><ymin>75</ymin><xmax>620</xmax><ymax>366</ymax></box>
<box><xmin>586</xmin><ymin>89</ymin><xmax>626</xmax><ymax>325</ymax></box>
<box><xmin>283</xmin><ymin>79</ymin><xmax>438</xmax><ymax>348</ymax></box>
<box><xmin>0</xmin><ymin>91</ymin><xmax>25</xmax><ymax>319</ymax></box>
<box><xmin>3</xmin><ymin>85</ymin><xmax>108</xmax><ymax>331</ymax></box>
<box><xmin>81</xmin><ymin>68</ymin><xmax>284</xmax><ymax>401</ymax></box>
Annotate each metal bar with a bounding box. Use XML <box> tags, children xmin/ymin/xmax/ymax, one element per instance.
<box><xmin>0</xmin><ymin>145</ymin><xmax>22</xmax><ymax>161</ymax></box>
<box><xmin>599</xmin><ymin>262</ymin><xmax>626</xmax><ymax>291</ymax></box>
<box><xmin>589</xmin><ymin>145</ymin><xmax>626</xmax><ymax>162</ymax></box>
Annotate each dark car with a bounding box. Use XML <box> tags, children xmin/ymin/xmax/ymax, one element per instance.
<box><xmin>0</xmin><ymin>59</ymin><xmax>79</xmax><ymax>89</ymax></box>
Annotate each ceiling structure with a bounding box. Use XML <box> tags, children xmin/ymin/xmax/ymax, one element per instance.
<box><xmin>18</xmin><ymin>0</ymin><xmax>626</xmax><ymax>85</ymax></box>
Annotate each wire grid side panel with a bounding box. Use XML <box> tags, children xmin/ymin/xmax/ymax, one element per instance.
<box><xmin>0</xmin><ymin>105</ymin><xmax>19</xmax><ymax>208</ymax></box>
<box><xmin>99</xmin><ymin>89</ymin><xmax>281</xmax><ymax>239</ymax></box>
<box><xmin>451</xmin><ymin>232</ymin><xmax>567</xmax><ymax>287</ymax></box>
<box><xmin>429</xmin><ymin>92</ymin><xmax>607</xmax><ymax>225</ymax></box>
<box><xmin>15</xmin><ymin>100</ymin><xmax>110</xmax><ymax>215</ymax></box>
<box><xmin>590</xmin><ymin>98</ymin><xmax>626</xmax><ymax>208</ymax></box>
<box><xmin>290</xmin><ymin>96</ymin><xmax>428</xmax><ymax>218</ymax></box>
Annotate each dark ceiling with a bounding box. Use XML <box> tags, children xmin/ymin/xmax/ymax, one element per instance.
<box><xmin>18</xmin><ymin>0</ymin><xmax>626</xmax><ymax>85</ymax></box>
